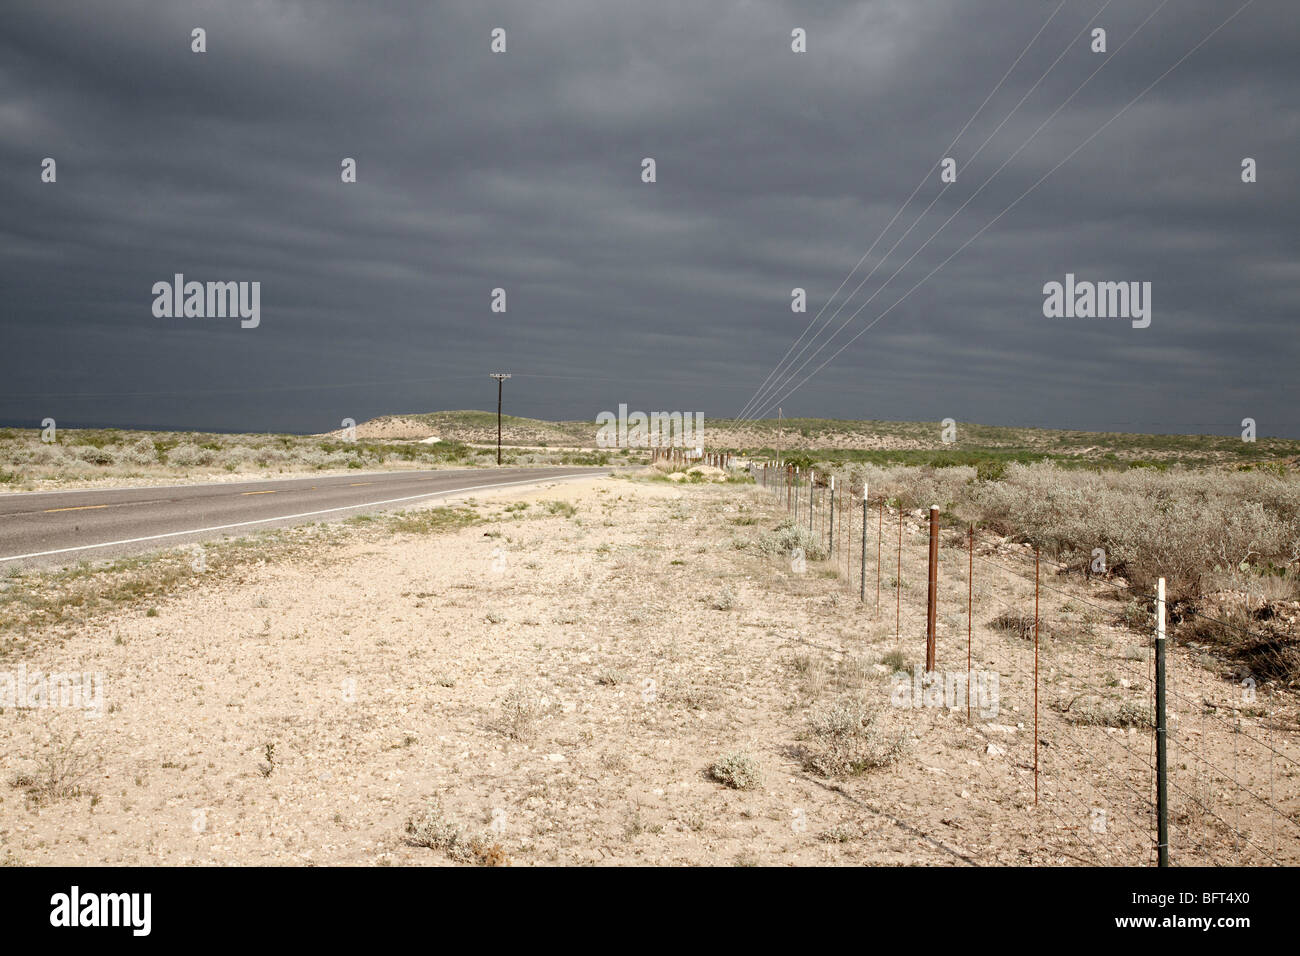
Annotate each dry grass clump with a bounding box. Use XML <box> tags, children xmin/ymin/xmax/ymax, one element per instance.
<box><xmin>1177</xmin><ymin>599</ymin><xmax>1300</xmax><ymax>684</ymax></box>
<box><xmin>389</xmin><ymin>506</ymin><xmax>479</xmax><ymax>535</ymax></box>
<box><xmin>820</xmin><ymin>822</ymin><xmax>866</xmax><ymax>844</ymax></box>
<box><xmin>7</xmin><ymin>730</ymin><xmax>102</xmax><ymax>804</ymax></box>
<box><xmin>791</xmin><ymin>650</ymin><xmax>884</xmax><ymax>698</ymax></box>
<box><xmin>879</xmin><ymin>649</ymin><xmax>908</xmax><ymax>673</ymax></box>
<box><xmin>712</xmin><ymin>585</ymin><xmax>739</xmax><ymax>610</ymax></box>
<box><xmin>668</xmin><ymin>683</ymin><xmax>721</xmax><ymax>710</ymax></box>
<box><xmin>791</xmin><ymin>651</ymin><xmax>830</xmax><ymax>695</ymax></box>
<box><xmin>707</xmin><ymin>752</ymin><xmax>762</xmax><ymax>790</ymax></box>
<box><xmin>800</xmin><ymin>697</ymin><xmax>907</xmax><ymax>777</ymax></box>
<box><xmin>404</xmin><ymin>804</ymin><xmax>509</xmax><ymax>866</ymax></box>
<box><xmin>990</xmin><ymin>610</ymin><xmax>1040</xmax><ymax>641</ymax></box>
<box><xmin>492</xmin><ymin>687</ymin><xmax>546</xmax><ymax>740</ymax></box>
<box><xmin>1051</xmin><ymin>695</ymin><xmax>1154</xmax><ymax>728</ymax></box>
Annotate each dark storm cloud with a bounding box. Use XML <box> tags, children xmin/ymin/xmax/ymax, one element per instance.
<box><xmin>0</xmin><ymin>0</ymin><xmax>1296</xmax><ymax>435</ymax></box>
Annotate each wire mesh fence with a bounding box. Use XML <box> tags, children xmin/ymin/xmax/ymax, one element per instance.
<box><xmin>746</xmin><ymin>457</ymin><xmax>1299</xmax><ymax>866</ymax></box>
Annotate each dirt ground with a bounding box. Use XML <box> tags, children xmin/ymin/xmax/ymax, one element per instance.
<box><xmin>1</xmin><ymin>473</ymin><xmax>1296</xmax><ymax>866</ymax></box>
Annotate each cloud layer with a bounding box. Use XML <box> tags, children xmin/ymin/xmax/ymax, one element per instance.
<box><xmin>1</xmin><ymin>0</ymin><xmax>1295</xmax><ymax>435</ymax></box>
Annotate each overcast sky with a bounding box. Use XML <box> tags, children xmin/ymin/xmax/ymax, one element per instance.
<box><xmin>1</xmin><ymin>0</ymin><xmax>1296</xmax><ymax>436</ymax></box>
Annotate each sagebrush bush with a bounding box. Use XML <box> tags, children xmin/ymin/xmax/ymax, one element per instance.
<box><xmin>125</xmin><ymin>437</ymin><xmax>158</xmax><ymax>465</ymax></box>
<box><xmin>758</xmin><ymin>520</ymin><xmax>828</xmax><ymax>561</ymax></box>
<box><xmin>817</xmin><ymin>460</ymin><xmax>1299</xmax><ymax>606</ymax></box>
<box><xmin>217</xmin><ymin>445</ymin><xmax>258</xmax><ymax>469</ymax></box>
<box><xmin>404</xmin><ymin>805</ymin><xmax>508</xmax><ymax>866</ymax></box>
<box><xmin>969</xmin><ymin>464</ymin><xmax>1300</xmax><ymax>600</ymax></box>
<box><xmin>494</xmin><ymin>687</ymin><xmax>544</xmax><ymax>740</ymax></box>
<box><xmin>846</xmin><ymin>463</ymin><xmax>976</xmax><ymax>513</ymax></box>
<box><xmin>712</xmin><ymin>585</ymin><xmax>738</xmax><ymax>610</ymax></box>
<box><xmin>707</xmin><ymin>752</ymin><xmax>762</xmax><ymax>790</ymax></box>
<box><xmin>802</xmin><ymin>697</ymin><xmax>907</xmax><ymax>777</ymax></box>
<box><xmin>72</xmin><ymin>445</ymin><xmax>115</xmax><ymax>466</ymax></box>
<box><xmin>26</xmin><ymin>444</ymin><xmax>64</xmax><ymax>466</ymax></box>
<box><xmin>166</xmin><ymin>443</ymin><xmax>212</xmax><ymax>467</ymax></box>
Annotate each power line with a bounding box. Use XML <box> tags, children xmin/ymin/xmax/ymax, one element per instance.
<box><xmin>740</xmin><ymin>0</ymin><xmax>1113</xmax><ymax>423</ymax></box>
<box><xmin>734</xmin><ymin>0</ymin><xmax>1071</xmax><ymax>421</ymax></box>
<box><xmin>747</xmin><ymin>0</ymin><xmax>1256</xmax><ymax>423</ymax></box>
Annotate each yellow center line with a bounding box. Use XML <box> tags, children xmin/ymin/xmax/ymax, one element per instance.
<box><xmin>348</xmin><ymin>482</ymin><xmax>372</xmax><ymax>486</ymax></box>
<box><xmin>241</xmin><ymin>490</ymin><xmax>277</xmax><ymax>496</ymax></box>
<box><xmin>44</xmin><ymin>504</ymin><xmax>109</xmax><ymax>513</ymax></box>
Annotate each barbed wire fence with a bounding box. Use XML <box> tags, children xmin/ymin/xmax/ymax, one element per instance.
<box><xmin>745</xmin><ymin>456</ymin><xmax>1299</xmax><ymax>866</ymax></box>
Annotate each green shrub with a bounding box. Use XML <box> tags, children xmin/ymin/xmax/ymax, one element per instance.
<box><xmin>708</xmin><ymin>753</ymin><xmax>762</xmax><ymax>790</ymax></box>
<box><xmin>758</xmin><ymin>521</ymin><xmax>828</xmax><ymax>562</ymax></box>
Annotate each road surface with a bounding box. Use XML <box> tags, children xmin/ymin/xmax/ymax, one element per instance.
<box><xmin>0</xmin><ymin>466</ymin><xmax>609</xmax><ymax>570</ymax></box>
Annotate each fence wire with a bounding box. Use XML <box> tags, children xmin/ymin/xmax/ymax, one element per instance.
<box><xmin>748</xmin><ymin>459</ymin><xmax>1298</xmax><ymax>866</ymax></box>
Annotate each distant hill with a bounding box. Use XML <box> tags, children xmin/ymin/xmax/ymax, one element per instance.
<box><xmin>340</xmin><ymin>411</ymin><xmax>596</xmax><ymax>447</ymax></box>
<box><xmin>341</xmin><ymin>411</ymin><xmax>1300</xmax><ymax>466</ymax></box>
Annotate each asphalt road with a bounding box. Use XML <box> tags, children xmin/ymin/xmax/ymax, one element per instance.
<box><xmin>0</xmin><ymin>466</ymin><xmax>609</xmax><ymax>571</ymax></box>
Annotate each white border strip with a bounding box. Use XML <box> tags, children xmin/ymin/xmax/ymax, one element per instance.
<box><xmin>0</xmin><ymin>465</ymin><xmax>487</xmax><ymax>499</ymax></box>
<box><xmin>0</xmin><ymin>471</ymin><xmax>603</xmax><ymax>563</ymax></box>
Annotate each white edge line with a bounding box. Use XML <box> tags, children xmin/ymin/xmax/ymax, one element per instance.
<box><xmin>0</xmin><ymin>465</ymin><xmax>490</xmax><ymax>499</ymax></box>
<box><xmin>0</xmin><ymin>471</ymin><xmax>606</xmax><ymax>564</ymax></box>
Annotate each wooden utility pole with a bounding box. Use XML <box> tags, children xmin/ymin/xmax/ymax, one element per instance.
<box><xmin>489</xmin><ymin>373</ymin><xmax>511</xmax><ymax>465</ymax></box>
<box><xmin>777</xmin><ymin>407</ymin><xmax>783</xmax><ymax>468</ymax></box>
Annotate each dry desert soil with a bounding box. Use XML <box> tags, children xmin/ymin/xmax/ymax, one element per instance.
<box><xmin>2</xmin><ymin>471</ymin><xmax>1297</xmax><ymax>866</ymax></box>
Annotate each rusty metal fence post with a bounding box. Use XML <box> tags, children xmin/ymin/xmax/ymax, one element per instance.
<box><xmin>828</xmin><ymin>476</ymin><xmax>835</xmax><ymax>558</ymax></box>
<box><xmin>808</xmin><ymin>470</ymin><xmax>814</xmax><ymax>533</ymax></box>
<box><xmin>896</xmin><ymin>507</ymin><xmax>903</xmax><ymax>643</ymax></box>
<box><xmin>967</xmin><ymin>523</ymin><xmax>973</xmax><ymax>722</ymax></box>
<box><xmin>1034</xmin><ymin>547</ymin><xmax>1040</xmax><ymax>806</ymax></box>
<box><xmin>859</xmin><ymin>485</ymin><xmax>868</xmax><ymax>603</ymax></box>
